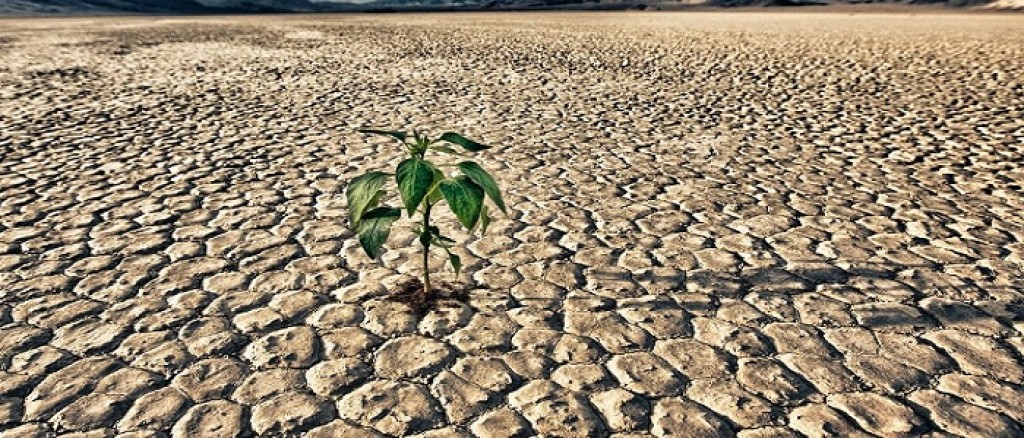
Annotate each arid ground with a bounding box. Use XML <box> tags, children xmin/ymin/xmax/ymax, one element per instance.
<box><xmin>2</xmin><ymin>11</ymin><xmax>1024</xmax><ymax>438</ymax></box>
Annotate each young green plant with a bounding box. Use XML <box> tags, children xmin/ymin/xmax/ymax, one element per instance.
<box><xmin>346</xmin><ymin>129</ymin><xmax>506</xmax><ymax>299</ymax></box>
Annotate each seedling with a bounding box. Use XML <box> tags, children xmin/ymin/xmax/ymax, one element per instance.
<box><xmin>346</xmin><ymin>129</ymin><xmax>506</xmax><ymax>301</ymax></box>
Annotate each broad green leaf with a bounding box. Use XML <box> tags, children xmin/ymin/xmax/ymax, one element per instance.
<box><xmin>448</xmin><ymin>252</ymin><xmax>462</xmax><ymax>276</ymax></box>
<box><xmin>457</xmin><ymin>161</ymin><xmax>506</xmax><ymax>214</ymax></box>
<box><xmin>439</xmin><ymin>132</ymin><xmax>490</xmax><ymax>152</ymax></box>
<box><xmin>480</xmin><ymin>204</ymin><xmax>491</xmax><ymax>235</ymax></box>
<box><xmin>439</xmin><ymin>176</ymin><xmax>484</xmax><ymax>230</ymax></box>
<box><xmin>396</xmin><ymin>158</ymin><xmax>436</xmax><ymax>215</ymax></box>
<box><xmin>357</xmin><ymin>129</ymin><xmax>407</xmax><ymax>143</ymax></box>
<box><xmin>346</xmin><ymin>171</ymin><xmax>388</xmax><ymax>227</ymax></box>
<box><xmin>356</xmin><ymin>207</ymin><xmax>400</xmax><ymax>259</ymax></box>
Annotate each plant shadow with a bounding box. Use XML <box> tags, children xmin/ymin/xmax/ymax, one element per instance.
<box><xmin>584</xmin><ymin>259</ymin><xmax>1024</xmax><ymax>326</ymax></box>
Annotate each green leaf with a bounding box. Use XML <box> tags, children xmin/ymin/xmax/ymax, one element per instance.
<box><xmin>426</xmin><ymin>168</ymin><xmax>445</xmax><ymax>204</ymax></box>
<box><xmin>356</xmin><ymin>207</ymin><xmax>400</xmax><ymax>259</ymax></box>
<box><xmin>357</xmin><ymin>129</ymin><xmax>407</xmax><ymax>143</ymax></box>
<box><xmin>427</xmin><ymin>187</ymin><xmax>443</xmax><ymax>205</ymax></box>
<box><xmin>448</xmin><ymin>252</ymin><xmax>462</xmax><ymax>276</ymax></box>
<box><xmin>430</xmin><ymin>145</ymin><xmax>459</xmax><ymax>155</ymax></box>
<box><xmin>457</xmin><ymin>161</ymin><xmax>506</xmax><ymax>214</ymax></box>
<box><xmin>439</xmin><ymin>176</ymin><xmax>484</xmax><ymax>230</ymax></box>
<box><xmin>428</xmin><ymin>227</ymin><xmax>457</xmax><ymax>247</ymax></box>
<box><xmin>396</xmin><ymin>158</ymin><xmax>436</xmax><ymax>216</ymax></box>
<box><xmin>346</xmin><ymin>171</ymin><xmax>388</xmax><ymax>227</ymax></box>
<box><xmin>480</xmin><ymin>204</ymin><xmax>491</xmax><ymax>235</ymax></box>
<box><xmin>439</xmin><ymin>132</ymin><xmax>490</xmax><ymax>152</ymax></box>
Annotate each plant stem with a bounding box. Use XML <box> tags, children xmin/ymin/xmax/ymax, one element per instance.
<box><xmin>421</xmin><ymin>202</ymin><xmax>433</xmax><ymax>299</ymax></box>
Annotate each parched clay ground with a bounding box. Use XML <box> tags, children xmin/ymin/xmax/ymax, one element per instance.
<box><xmin>1</xmin><ymin>11</ymin><xmax>1024</xmax><ymax>438</ymax></box>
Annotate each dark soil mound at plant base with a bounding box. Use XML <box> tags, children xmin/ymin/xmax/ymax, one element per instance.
<box><xmin>389</xmin><ymin>278</ymin><xmax>471</xmax><ymax>315</ymax></box>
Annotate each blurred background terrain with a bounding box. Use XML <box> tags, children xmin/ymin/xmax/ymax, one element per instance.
<box><xmin>1</xmin><ymin>0</ymin><xmax>1020</xmax><ymax>15</ymax></box>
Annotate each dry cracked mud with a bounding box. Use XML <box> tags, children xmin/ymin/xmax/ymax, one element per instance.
<box><xmin>1</xmin><ymin>11</ymin><xmax>1024</xmax><ymax>438</ymax></box>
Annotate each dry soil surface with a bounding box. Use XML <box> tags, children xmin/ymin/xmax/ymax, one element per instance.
<box><xmin>2</xmin><ymin>12</ymin><xmax>1024</xmax><ymax>438</ymax></box>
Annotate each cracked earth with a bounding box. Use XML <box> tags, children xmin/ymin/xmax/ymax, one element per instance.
<box><xmin>1</xmin><ymin>11</ymin><xmax>1024</xmax><ymax>438</ymax></box>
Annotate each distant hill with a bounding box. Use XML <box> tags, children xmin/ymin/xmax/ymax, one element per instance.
<box><xmin>0</xmin><ymin>0</ymin><xmax>326</xmax><ymax>15</ymax></box>
<box><xmin>0</xmin><ymin>0</ymin><xmax>210</xmax><ymax>14</ymax></box>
